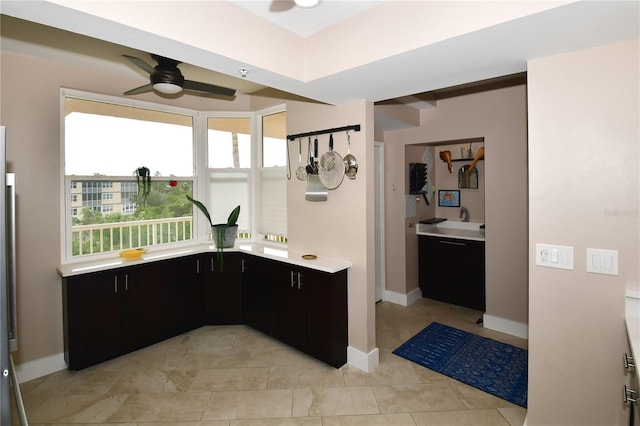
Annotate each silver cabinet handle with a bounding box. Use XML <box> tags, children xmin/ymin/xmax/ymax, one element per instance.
<box><xmin>241</xmin><ymin>259</ymin><xmax>247</xmax><ymax>273</ymax></box>
<box><xmin>624</xmin><ymin>385</ymin><xmax>637</xmax><ymax>404</ymax></box>
<box><xmin>211</xmin><ymin>257</ymin><xmax>215</xmax><ymax>272</ymax></box>
<box><xmin>125</xmin><ymin>274</ymin><xmax>128</xmax><ymax>291</ymax></box>
<box><xmin>290</xmin><ymin>271</ymin><xmax>295</xmax><ymax>288</ymax></box>
<box><xmin>439</xmin><ymin>240</ymin><xmax>466</xmax><ymax>246</ymax></box>
<box><xmin>297</xmin><ymin>272</ymin><xmax>303</xmax><ymax>289</ymax></box>
<box><xmin>114</xmin><ymin>275</ymin><xmax>118</xmax><ymax>293</ymax></box>
<box><xmin>625</xmin><ymin>353</ymin><xmax>635</xmax><ymax>369</ymax></box>
<box><xmin>196</xmin><ymin>259</ymin><xmax>200</xmax><ymax>274</ymax></box>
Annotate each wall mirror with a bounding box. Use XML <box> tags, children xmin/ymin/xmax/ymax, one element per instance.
<box><xmin>458</xmin><ymin>165</ymin><xmax>479</xmax><ymax>189</ymax></box>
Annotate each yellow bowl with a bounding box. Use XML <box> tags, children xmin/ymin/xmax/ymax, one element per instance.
<box><xmin>119</xmin><ymin>248</ymin><xmax>146</xmax><ymax>260</ymax></box>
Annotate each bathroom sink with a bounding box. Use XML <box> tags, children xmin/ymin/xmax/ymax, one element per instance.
<box><xmin>416</xmin><ymin>221</ymin><xmax>485</xmax><ymax>241</ymax></box>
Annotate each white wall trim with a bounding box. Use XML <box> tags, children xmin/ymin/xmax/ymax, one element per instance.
<box><xmin>483</xmin><ymin>314</ymin><xmax>529</xmax><ymax>339</ymax></box>
<box><xmin>347</xmin><ymin>346</ymin><xmax>379</xmax><ymax>372</ymax></box>
<box><xmin>383</xmin><ymin>287</ymin><xmax>422</xmax><ymax>307</ymax></box>
<box><xmin>15</xmin><ymin>352</ymin><xmax>66</xmax><ymax>383</ymax></box>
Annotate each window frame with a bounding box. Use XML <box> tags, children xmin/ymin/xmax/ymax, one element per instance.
<box><xmin>60</xmin><ymin>89</ymin><xmax>287</xmax><ymax>264</ymax></box>
<box><xmin>60</xmin><ymin>89</ymin><xmax>198</xmax><ymax>263</ymax></box>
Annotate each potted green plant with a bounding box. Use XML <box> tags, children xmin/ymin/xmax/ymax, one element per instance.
<box><xmin>135</xmin><ymin>166</ymin><xmax>151</xmax><ymax>205</ymax></box>
<box><xmin>186</xmin><ymin>194</ymin><xmax>240</xmax><ymax>270</ymax></box>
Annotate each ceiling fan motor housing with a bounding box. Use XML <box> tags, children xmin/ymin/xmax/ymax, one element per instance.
<box><xmin>150</xmin><ymin>55</ymin><xmax>185</xmax><ymax>86</ymax></box>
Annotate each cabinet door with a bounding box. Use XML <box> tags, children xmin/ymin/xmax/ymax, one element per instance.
<box><xmin>305</xmin><ymin>268</ymin><xmax>348</xmax><ymax>368</ymax></box>
<box><xmin>203</xmin><ymin>252</ymin><xmax>242</xmax><ymax>324</ymax></box>
<box><xmin>119</xmin><ymin>263</ymin><xmax>166</xmax><ymax>353</ymax></box>
<box><xmin>163</xmin><ymin>256</ymin><xmax>205</xmax><ymax>337</ymax></box>
<box><xmin>274</xmin><ymin>264</ymin><xmax>306</xmax><ymax>350</ymax></box>
<box><xmin>419</xmin><ymin>236</ymin><xmax>485</xmax><ymax>311</ymax></box>
<box><xmin>241</xmin><ymin>255</ymin><xmax>276</xmax><ymax>336</ymax></box>
<box><xmin>63</xmin><ymin>271</ymin><xmax>120</xmax><ymax>370</ymax></box>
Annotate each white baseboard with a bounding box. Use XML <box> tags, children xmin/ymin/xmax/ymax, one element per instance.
<box><xmin>483</xmin><ymin>314</ymin><xmax>529</xmax><ymax>339</ymax></box>
<box><xmin>15</xmin><ymin>352</ymin><xmax>67</xmax><ymax>383</ymax></box>
<box><xmin>347</xmin><ymin>346</ymin><xmax>379</xmax><ymax>373</ymax></box>
<box><xmin>383</xmin><ymin>287</ymin><xmax>422</xmax><ymax>307</ymax></box>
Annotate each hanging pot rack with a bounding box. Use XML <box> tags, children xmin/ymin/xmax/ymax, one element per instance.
<box><xmin>286</xmin><ymin>124</ymin><xmax>360</xmax><ymax>141</ymax></box>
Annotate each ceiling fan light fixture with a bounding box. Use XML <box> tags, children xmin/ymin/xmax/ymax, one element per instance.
<box><xmin>294</xmin><ymin>0</ymin><xmax>320</xmax><ymax>8</ymax></box>
<box><xmin>153</xmin><ymin>82</ymin><xmax>183</xmax><ymax>94</ymax></box>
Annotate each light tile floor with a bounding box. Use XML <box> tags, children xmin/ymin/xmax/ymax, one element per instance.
<box><xmin>15</xmin><ymin>297</ymin><xmax>528</xmax><ymax>426</ymax></box>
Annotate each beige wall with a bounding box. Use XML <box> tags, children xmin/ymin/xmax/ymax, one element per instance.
<box><xmin>527</xmin><ymin>39</ymin><xmax>639</xmax><ymax>426</ymax></box>
<box><xmin>285</xmin><ymin>100</ymin><xmax>376</xmax><ymax>355</ymax></box>
<box><xmin>433</xmin><ymin>142</ymin><xmax>485</xmax><ymax>222</ymax></box>
<box><xmin>0</xmin><ymin>51</ymin><xmax>272</xmax><ymax>367</ymax></box>
<box><xmin>383</xmin><ymin>85</ymin><xmax>529</xmax><ymax>324</ymax></box>
<box><xmin>0</xmin><ymin>50</ymin><xmax>377</xmax><ymax>370</ymax></box>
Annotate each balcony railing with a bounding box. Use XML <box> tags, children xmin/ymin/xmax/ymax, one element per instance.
<box><xmin>71</xmin><ymin>217</ymin><xmax>193</xmax><ymax>257</ymax></box>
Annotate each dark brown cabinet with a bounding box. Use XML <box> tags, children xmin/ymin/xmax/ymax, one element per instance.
<box><xmin>163</xmin><ymin>256</ymin><xmax>205</xmax><ymax>337</ymax></box>
<box><xmin>241</xmin><ymin>255</ymin><xmax>348</xmax><ymax>367</ymax></box>
<box><xmin>419</xmin><ymin>235</ymin><xmax>485</xmax><ymax>311</ymax></box>
<box><xmin>241</xmin><ymin>255</ymin><xmax>276</xmax><ymax>336</ymax></box>
<box><xmin>63</xmin><ymin>251</ymin><xmax>348</xmax><ymax>370</ymax></box>
<box><xmin>62</xmin><ymin>262</ymin><xmax>166</xmax><ymax>370</ymax></box>
<box><xmin>201</xmin><ymin>252</ymin><xmax>242</xmax><ymax>324</ymax></box>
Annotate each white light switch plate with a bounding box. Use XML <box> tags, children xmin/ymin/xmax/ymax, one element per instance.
<box><xmin>536</xmin><ymin>243</ymin><xmax>574</xmax><ymax>270</ymax></box>
<box><xmin>586</xmin><ymin>248</ymin><xmax>619</xmax><ymax>275</ymax></box>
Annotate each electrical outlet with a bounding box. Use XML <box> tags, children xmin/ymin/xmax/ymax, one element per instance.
<box><xmin>536</xmin><ymin>243</ymin><xmax>574</xmax><ymax>270</ymax></box>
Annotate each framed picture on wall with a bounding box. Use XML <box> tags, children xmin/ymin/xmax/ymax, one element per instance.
<box><xmin>438</xmin><ymin>190</ymin><xmax>460</xmax><ymax>207</ymax></box>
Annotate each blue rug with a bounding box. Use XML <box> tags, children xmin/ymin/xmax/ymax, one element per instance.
<box><xmin>392</xmin><ymin>322</ymin><xmax>528</xmax><ymax>408</ymax></box>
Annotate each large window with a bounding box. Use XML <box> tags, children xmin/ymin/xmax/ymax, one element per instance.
<box><xmin>63</xmin><ymin>95</ymin><xmax>195</xmax><ymax>260</ymax></box>
<box><xmin>258</xmin><ymin>111</ymin><xmax>287</xmax><ymax>241</ymax></box>
<box><xmin>62</xmin><ymin>91</ymin><xmax>287</xmax><ymax>262</ymax></box>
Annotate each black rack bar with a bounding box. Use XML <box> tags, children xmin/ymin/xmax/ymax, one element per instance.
<box><xmin>287</xmin><ymin>124</ymin><xmax>361</xmax><ymax>141</ymax></box>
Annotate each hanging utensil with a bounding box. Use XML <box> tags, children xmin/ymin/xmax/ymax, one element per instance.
<box><xmin>343</xmin><ymin>131</ymin><xmax>358</xmax><ymax>180</ymax></box>
<box><xmin>319</xmin><ymin>133</ymin><xmax>345</xmax><ymax>190</ymax></box>
<box><xmin>305</xmin><ymin>137</ymin><xmax>315</xmax><ymax>175</ymax></box>
<box><xmin>305</xmin><ymin>137</ymin><xmax>327</xmax><ymax>201</ymax></box>
<box><xmin>295</xmin><ymin>138</ymin><xmax>307</xmax><ymax>181</ymax></box>
<box><xmin>320</xmin><ymin>134</ymin><xmax>337</xmax><ymax>171</ymax></box>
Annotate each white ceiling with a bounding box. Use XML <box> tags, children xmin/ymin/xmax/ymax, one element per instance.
<box><xmin>1</xmin><ymin>1</ymin><xmax>638</xmax><ymax>109</ymax></box>
<box><xmin>229</xmin><ymin>0</ymin><xmax>384</xmax><ymax>37</ymax></box>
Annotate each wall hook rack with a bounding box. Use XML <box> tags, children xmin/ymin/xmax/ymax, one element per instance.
<box><xmin>287</xmin><ymin>124</ymin><xmax>361</xmax><ymax>141</ymax></box>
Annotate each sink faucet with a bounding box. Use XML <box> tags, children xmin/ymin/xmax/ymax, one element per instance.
<box><xmin>460</xmin><ymin>206</ymin><xmax>470</xmax><ymax>222</ymax></box>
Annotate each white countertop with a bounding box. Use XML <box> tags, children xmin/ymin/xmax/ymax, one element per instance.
<box><xmin>416</xmin><ymin>221</ymin><xmax>485</xmax><ymax>241</ymax></box>
<box><xmin>626</xmin><ymin>289</ymin><xmax>640</xmax><ymax>383</ymax></box>
<box><xmin>57</xmin><ymin>242</ymin><xmax>352</xmax><ymax>277</ymax></box>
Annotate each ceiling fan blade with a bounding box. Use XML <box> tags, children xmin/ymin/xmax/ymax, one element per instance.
<box><xmin>183</xmin><ymin>80</ymin><xmax>236</xmax><ymax>97</ymax></box>
<box><xmin>122</xmin><ymin>54</ymin><xmax>155</xmax><ymax>75</ymax></box>
<box><xmin>124</xmin><ymin>83</ymin><xmax>153</xmax><ymax>96</ymax></box>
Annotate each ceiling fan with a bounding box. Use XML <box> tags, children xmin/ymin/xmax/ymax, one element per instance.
<box><xmin>122</xmin><ymin>53</ymin><xmax>236</xmax><ymax>97</ymax></box>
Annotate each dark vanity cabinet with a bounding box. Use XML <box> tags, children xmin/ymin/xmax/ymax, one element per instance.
<box><xmin>419</xmin><ymin>235</ymin><xmax>485</xmax><ymax>311</ymax></box>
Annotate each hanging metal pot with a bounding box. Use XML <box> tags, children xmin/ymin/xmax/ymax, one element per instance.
<box><xmin>343</xmin><ymin>131</ymin><xmax>358</xmax><ymax>180</ymax></box>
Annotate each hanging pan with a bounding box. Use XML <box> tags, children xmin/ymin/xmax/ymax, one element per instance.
<box><xmin>319</xmin><ymin>133</ymin><xmax>345</xmax><ymax>190</ymax></box>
